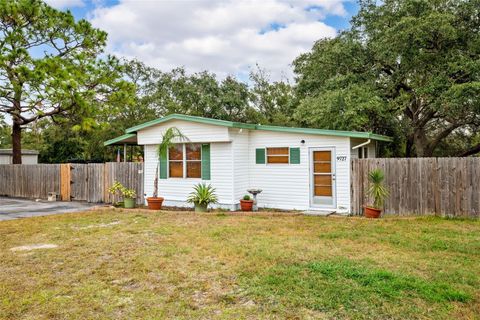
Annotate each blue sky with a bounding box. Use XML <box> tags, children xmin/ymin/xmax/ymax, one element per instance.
<box><xmin>46</xmin><ymin>0</ymin><xmax>359</xmax><ymax>81</ymax></box>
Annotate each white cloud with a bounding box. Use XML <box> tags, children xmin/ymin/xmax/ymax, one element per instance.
<box><xmin>89</xmin><ymin>0</ymin><xmax>345</xmax><ymax>81</ymax></box>
<box><xmin>45</xmin><ymin>0</ymin><xmax>85</xmax><ymax>9</ymax></box>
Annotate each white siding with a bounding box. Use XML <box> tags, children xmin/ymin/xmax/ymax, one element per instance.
<box><xmin>137</xmin><ymin>119</ymin><xmax>230</xmax><ymax>145</ymax></box>
<box><xmin>0</xmin><ymin>154</ymin><xmax>38</xmax><ymax>164</ymax></box>
<box><xmin>143</xmin><ymin>142</ymin><xmax>235</xmax><ymax>209</ymax></box>
<box><xmin>247</xmin><ymin>131</ymin><xmax>351</xmax><ymax>212</ymax></box>
<box><xmin>230</xmin><ymin>128</ymin><xmax>250</xmax><ymax>207</ymax></box>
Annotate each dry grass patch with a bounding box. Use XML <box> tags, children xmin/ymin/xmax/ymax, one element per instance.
<box><xmin>0</xmin><ymin>209</ymin><xmax>479</xmax><ymax>319</ymax></box>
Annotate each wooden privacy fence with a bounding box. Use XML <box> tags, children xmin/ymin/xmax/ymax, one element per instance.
<box><xmin>0</xmin><ymin>162</ymin><xmax>144</xmax><ymax>204</ymax></box>
<box><xmin>351</xmin><ymin>158</ymin><xmax>480</xmax><ymax>217</ymax></box>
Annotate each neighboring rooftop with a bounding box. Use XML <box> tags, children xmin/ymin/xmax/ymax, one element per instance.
<box><xmin>105</xmin><ymin>113</ymin><xmax>393</xmax><ymax>146</ymax></box>
<box><xmin>0</xmin><ymin>149</ymin><xmax>39</xmax><ymax>155</ymax></box>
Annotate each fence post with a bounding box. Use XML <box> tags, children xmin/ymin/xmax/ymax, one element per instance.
<box><xmin>60</xmin><ymin>163</ymin><xmax>71</xmax><ymax>201</ymax></box>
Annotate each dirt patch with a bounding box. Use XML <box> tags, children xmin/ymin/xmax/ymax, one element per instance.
<box><xmin>72</xmin><ymin>221</ymin><xmax>121</xmax><ymax>230</ymax></box>
<box><xmin>10</xmin><ymin>244</ymin><xmax>58</xmax><ymax>251</ymax></box>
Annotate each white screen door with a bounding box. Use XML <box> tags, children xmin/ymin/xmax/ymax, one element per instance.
<box><xmin>310</xmin><ymin>148</ymin><xmax>336</xmax><ymax>208</ymax></box>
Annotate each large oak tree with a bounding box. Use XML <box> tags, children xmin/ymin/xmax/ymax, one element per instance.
<box><xmin>294</xmin><ymin>0</ymin><xmax>480</xmax><ymax>157</ymax></box>
<box><xmin>0</xmin><ymin>0</ymin><xmax>131</xmax><ymax>163</ymax></box>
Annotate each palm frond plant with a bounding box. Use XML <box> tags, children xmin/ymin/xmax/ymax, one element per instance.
<box><xmin>147</xmin><ymin>127</ymin><xmax>188</xmax><ymax>210</ymax></box>
<box><xmin>187</xmin><ymin>183</ymin><xmax>218</xmax><ymax>212</ymax></box>
<box><xmin>364</xmin><ymin>169</ymin><xmax>389</xmax><ymax>218</ymax></box>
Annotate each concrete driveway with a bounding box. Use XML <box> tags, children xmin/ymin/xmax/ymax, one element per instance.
<box><xmin>0</xmin><ymin>197</ymin><xmax>97</xmax><ymax>221</ymax></box>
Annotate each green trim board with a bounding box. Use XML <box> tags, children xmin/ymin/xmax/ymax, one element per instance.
<box><xmin>106</xmin><ymin>114</ymin><xmax>392</xmax><ymax>144</ymax></box>
<box><xmin>125</xmin><ymin>113</ymin><xmax>255</xmax><ymax>134</ymax></box>
<box><xmin>255</xmin><ymin>148</ymin><xmax>266</xmax><ymax>164</ymax></box>
<box><xmin>103</xmin><ymin>133</ymin><xmax>137</xmax><ymax>146</ymax></box>
<box><xmin>201</xmin><ymin>144</ymin><xmax>211</xmax><ymax>180</ymax></box>
<box><xmin>289</xmin><ymin>148</ymin><xmax>301</xmax><ymax>164</ymax></box>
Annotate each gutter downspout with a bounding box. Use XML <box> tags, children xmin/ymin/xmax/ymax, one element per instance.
<box><xmin>352</xmin><ymin>139</ymin><xmax>371</xmax><ymax>150</ymax></box>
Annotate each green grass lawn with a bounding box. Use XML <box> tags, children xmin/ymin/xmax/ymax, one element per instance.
<box><xmin>0</xmin><ymin>209</ymin><xmax>479</xmax><ymax>319</ymax></box>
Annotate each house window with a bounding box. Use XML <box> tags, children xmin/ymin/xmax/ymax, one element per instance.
<box><xmin>168</xmin><ymin>143</ymin><xmax>202</xmax><ymax>178</ymax></box>
<box><xmin>186</xmin><ymin>144</ymin><xmax>201</xmax><ymax>178</ymax></box>
<box><xmin>267</xmin><ymin>147</ymin><xmax>289</xmax><ymax>164</ymax></box>
<box><xmin>358</xmin><ymin>147</ymin><xmax>369</xmax><ymax>159</ymax></box>
<box><xmin>168</xmin><ymin>144</ymin><xmax>183</xmax><ymax>177</ymax></box>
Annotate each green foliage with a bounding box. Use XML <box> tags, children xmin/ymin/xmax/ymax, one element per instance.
<box><xmin>108</xmin><ymin>181</ymin><xmax>136</xmax><ymax>199</ymax></box>
<box><xmin>367</xmin><ymin>169</ymin><xmax>389</xmax><ymax>208</ymax></box>
<box><xmin>293</xmin><ymin>0</ymin><xmax>480</xmax><ymax>157</ymax></box>
<box><xmin>157</xmin><ymin>127</ymin><xmax>188</xmax><ymax>159</ymax></box>
<box><xmin>242</xmin><ymin>194</ymin><xmax>251</xmax><ymax>201</ymax></box>
<box><xmin>0</xmin><ymin>0</ymin><xmax>134</xmax><ymax>162</ymax></box>
<box><xmin>187</xmin><ymin>183</ymin><xmax>218</xmax><ymax>206</ymax></box>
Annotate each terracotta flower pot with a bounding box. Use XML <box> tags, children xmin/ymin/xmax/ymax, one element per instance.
<box><xmin>240</xmin><ymin>199</ymin><xmax>254</xmax><ymax>211</ymax></box>
<box><xmin>146</xmin><ymin>197</ymin><xmax>164</xmax><ymax>210</ymax></box>
<box><xmin>364</xmin><ymin>206</ymin><xmax>382</xmax><ymax>218</ymax></box>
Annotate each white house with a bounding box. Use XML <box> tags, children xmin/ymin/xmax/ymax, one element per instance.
<box><xmin>105</xmin><ymin>114</ymin><xmax>392</xmax><ymax>213</ymax></box>
<box><xmin>0</xmin><ymin>149</ymin><xmax>39</xmax><ymax>164</ymax></box>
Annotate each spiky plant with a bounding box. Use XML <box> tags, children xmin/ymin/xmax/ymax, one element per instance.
<box><xmin>367</xmin><ymin>169</ymin><xmax>389</xmax><ymax>209</ymax></box>
<box><xmin>152</xmin><ymin>127</ymin><xmax>188</xmax><ymax>198</ymax></box>
<box><xmin>187</xmin><ymin>183</ymin><xmax>218</xmax><ymax>206</ymax></box>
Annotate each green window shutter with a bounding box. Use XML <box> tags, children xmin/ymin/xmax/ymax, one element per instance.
<box><xmin>159</xmin><ymin>148</ymin><xmax>167</xmax><ymax>179</ymax></box>
<box><xmin>290</xmin><ymin>147</ymin><xmax>300</xmax><ymax>164</ymax></box>
<box><xmin>256</xmin><ymin>148</ymin><xmax>266</xmax><ymax>164</ymax></box>
<box><xmin>201</xmin><ymin>143</ymin><xmax>211</xmax><ymax>180</ymax></box>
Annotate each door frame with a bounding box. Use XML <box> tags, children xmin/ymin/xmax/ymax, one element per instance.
<box><xmin>309</xmin><ymin>147</ymin><xmax>337</xmax><ymax>209</ymax></box>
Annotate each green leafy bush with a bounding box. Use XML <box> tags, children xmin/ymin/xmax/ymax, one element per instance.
<box><xmin>108</xmin><ymin>181</ymin><xmax>136</xmax><ymax>199</ymax></box>
<box><xmin>243</xmin><ymin>194</ymin><xmax>251</xmax><ymax>201</ymax></box>
<box><xmin>187</xmin><ymin>183</ymin><xmax>218</xmax><ymax>206</ymax></box>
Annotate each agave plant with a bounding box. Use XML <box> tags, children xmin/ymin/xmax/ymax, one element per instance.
<box><xmin>187</xmin><ymin>183</ymin><xmax>218</xmax><ymax>209</ymax></box>
<box><xmin>367</xmin><ymin>169</ymin><xmax>389</xmax><ymax>209</ymax></box>
<box><xmin>152</xmin><ymin>127</ymin><xmax>188</xmax><ymax>198</ymax></box>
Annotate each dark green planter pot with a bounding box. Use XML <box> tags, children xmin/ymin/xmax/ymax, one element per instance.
<box><xmin>124</xmin><ymin>198</ymin><xmax>135</xmax><ymax>209</ymax></box>
<box><xmin>194</xmin><ymin>203</ymin><xmax>208</xmax><ymax>213</ymax></box>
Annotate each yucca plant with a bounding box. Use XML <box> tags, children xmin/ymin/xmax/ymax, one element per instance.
<box><xmin>187</xmin><ymin>183</ymin><xmax>218</xmax><ymax>212</ymax></box>
<box><xmin>367</xmin><ymin>169</ymin><xmax>389</xmax><ymax>209</ymax></box>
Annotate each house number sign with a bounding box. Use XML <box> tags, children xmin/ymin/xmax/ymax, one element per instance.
<box><xmin>336</xmin><ymin>156</ymin><xmax>347</xmax><ymax>162</ymax></box>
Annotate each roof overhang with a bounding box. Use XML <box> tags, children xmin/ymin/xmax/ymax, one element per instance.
<box><xmin>106</xmin><ymin>114</ymin><xmax>393</xmax><ymax>145</ymax></box>
<box><xmin>125</xmin><ymin>113</ymin><xmax>255</xmax><ymax>134</ymax></box>
<box><xmin>103</xmin><ymin>133</ymin><xmax>138</xmax><ymax>146</ymax></box>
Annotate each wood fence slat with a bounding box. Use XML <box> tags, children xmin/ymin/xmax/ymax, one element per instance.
<box><xmin>0</xmin><ymin>162</ymin><xmax>144</xmax><ymax>205</ymax></box>
<box><xmin>350</xmin><ymin>158</ymin><xmax>480</xmax><ymax>217</ymax></box>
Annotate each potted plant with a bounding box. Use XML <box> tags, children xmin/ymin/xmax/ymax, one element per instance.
<box><xmin>187</xmin><ymin>183</ymin><xmax>218</xmax><ymax>212</ymax></box>
<box><xmin>108</xmin><ymin>181</ymin><xmax>136</xmax><ymax>209</ymax></box>
<box><xmin>240</xmin><ymin>194</ymin><xmax>254</xmax><ymax>211</ymax></box>
<box><xmin>147</xmin><ymin>127</ymin><xmax>188</xmax><ymax>210</ymax></box>
<box><xmin>364</xmin><ymin>169</ymin><xmax>389</xmax><ymax>218</ymax></box>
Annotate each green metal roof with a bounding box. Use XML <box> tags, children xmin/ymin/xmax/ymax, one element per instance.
<box><xmin>104</xmin><ymin>133</ymin><xmax>137</xmax><ymax>146</ymax></box>
<box><xmin>109</xmin><ymin>113</ymin><xmax>392</xmax><ymax>143</ymax></box>
<box><xmin>125</xmin><ymin>113</ymin><xmax>255</xmax><ymax>133</ymax></box>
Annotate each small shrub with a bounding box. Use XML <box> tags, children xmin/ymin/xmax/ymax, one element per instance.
<box><xmin>367</xmin><ymin>169</ymin><xmax>389</xmax><ymax>208</ymax></box>
<box><xmin>187</xmin><ymin>183</ymin><xmax>218</xmax><ymax>206</ymax></box>
<box><xmin>243</xmin><ymin>194</ymin><xmax>251</xmax><ymax>201</ymax></box>
<box><xmin>108</xmin><ymin>181</ymin><xmax>136</xmax><ymax>199</ymax></box>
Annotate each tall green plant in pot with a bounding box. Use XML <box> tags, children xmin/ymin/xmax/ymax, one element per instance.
<box><xmin>146</xmin><ymin>127</ymin><xmax>188</xmax><ymax>210</ymax></box>
<box><xmin>187</xmin><ymin>183</ymin><xmax>218</xmax><ymax>212</ymax></box>
<box><xmin>364</xmin><ymin>169</ymin><xmax>389</xmax><ymax>218</ymax></box>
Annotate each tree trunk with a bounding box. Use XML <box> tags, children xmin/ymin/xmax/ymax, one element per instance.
<box><xmin>11</xmin><ymin>122</ymin><xmax>22</xmax><ymax>164</ymax></box>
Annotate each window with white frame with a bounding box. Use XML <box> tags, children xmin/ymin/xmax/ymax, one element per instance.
<box><xmin>168</xmin><ymin>143</ymin><xmax>202</xmax><ymax>178</ymax></box>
